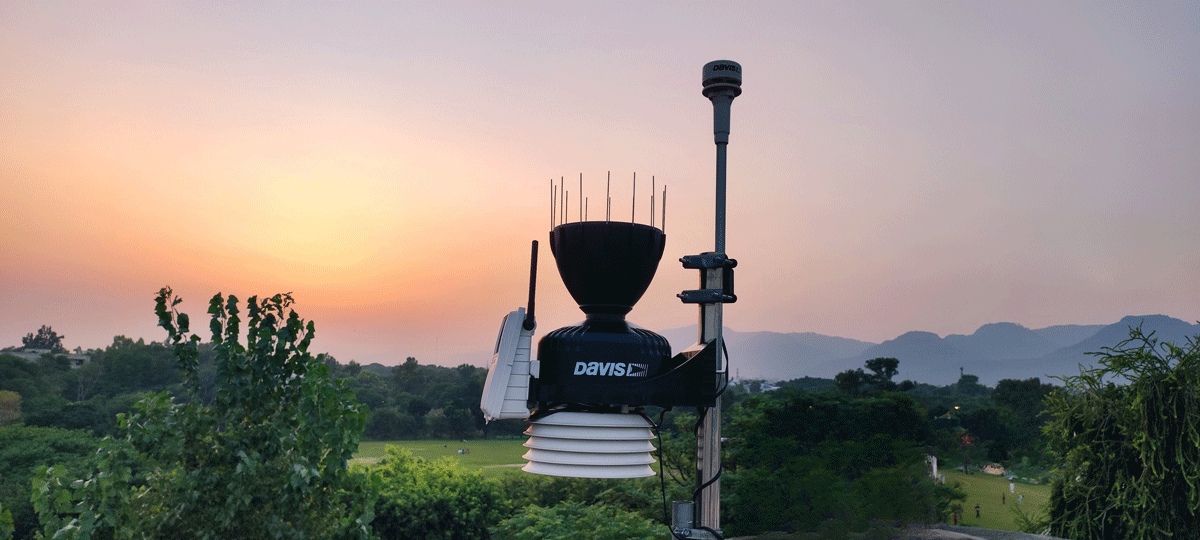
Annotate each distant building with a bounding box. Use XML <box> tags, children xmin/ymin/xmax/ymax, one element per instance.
<box><xmin>983</xmin><ymin>463</ymin><xmax>1006</xmax><ymax>475</ymax></box>
<box><xmin>736</xmin><ymin>379</ymin><xmax>780</xmax><ymax>393</ymax></box>
<box><xmin>5</xmin><ymin>348</ymin><xmax>91</xmax><ymax>368</ymax></box>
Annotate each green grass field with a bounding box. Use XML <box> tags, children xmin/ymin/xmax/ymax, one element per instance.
<box><xmin>940</xmin><ymin>469</ymin><xmax>1050</xmax><ymax>532</ymax></box>
<box><xmin>354</xmin><ymin>439</ymin><xmax>528</xmax><ymax>476</ymax></box>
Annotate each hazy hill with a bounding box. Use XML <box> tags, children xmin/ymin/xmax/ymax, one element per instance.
<box><xmin>655</xmin><ymin>315</ymin><xmax>1198</xmax><ymax>387</ymax></box>
<box><xmin>410</xmin><ymin>315</ymin><xmax>1194</xmax><ymax>388</ymax></box>
<box><xmin>944</xmin><ymin>322</ymin><xmax>1059</xmax><ymax>360</ymax></box>
<box><xmin>1031</xmin><ymin>324</ymin><xmax>1105</xmax><ymax>347</ymax></box>
<box><xmin>846</xmin><ymin>331</ymin><xmax>974</xmax><ymax>386</ymax></box>
<box><xmin>1030</xmin><ymin>315</ymin><xmax>1199</xmax><ymax>372</ymax></box>
<box><xmin>657</xmin><ymin>327</ymin><xmax>874</xmax><ymax>381</ymax></box>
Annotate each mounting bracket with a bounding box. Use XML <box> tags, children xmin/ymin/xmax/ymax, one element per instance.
<box><xmin>678</xmin><ymin>252</ymin><xmax>737</xmax><ymax>304</ymax></box>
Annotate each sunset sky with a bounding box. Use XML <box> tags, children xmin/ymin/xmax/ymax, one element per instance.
<box><xmin>3</xmin><ymin>1</ymin><xmax>1197</xmax><ymax>368</ymax></box>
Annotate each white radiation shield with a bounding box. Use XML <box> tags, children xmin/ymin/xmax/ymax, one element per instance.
<box><xmin>521</xmin><ymin>411</ymin><xmax>657</xmax><ymax>478</ymax></box>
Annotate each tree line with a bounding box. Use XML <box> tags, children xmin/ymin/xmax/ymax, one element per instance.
<box><xmin>1</xmin><ymin>330</ymin><xmax>519</xmax><ymax>444</ymax></box>
<box><xmin>4</xmin><ymin>291</ymin><xmax>1197</xmax><ymax>539</ymax></box>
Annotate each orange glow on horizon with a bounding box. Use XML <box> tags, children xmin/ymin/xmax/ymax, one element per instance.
<box><xmin>3</xmin><ymin>1</ymin><xmax>1198</xmax><ymax>366</ymax></box>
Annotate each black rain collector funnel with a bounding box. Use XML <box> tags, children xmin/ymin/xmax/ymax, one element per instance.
<box><xmin>549</xmin><ymin>221</ymin><xmax>665</xmax><ymax>319</ymax></box>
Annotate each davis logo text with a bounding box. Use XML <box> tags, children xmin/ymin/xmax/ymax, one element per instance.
<box><xmin>573</xmin><ymin>361</ymin><xmax>649</xmax><ymax>377</ymax></box>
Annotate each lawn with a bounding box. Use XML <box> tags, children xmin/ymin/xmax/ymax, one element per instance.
<box><xmin>355</xmin><ymin>438</ymin><xmax>528</xmax><ymax>476</ymax></box>
<box><xmin>940</xmin><ymin>468</ymin><xmax>1051</xmax><ymax>532</ymax></box>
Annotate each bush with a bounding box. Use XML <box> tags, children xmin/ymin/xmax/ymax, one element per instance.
<box><xmin>0</xmin><ymin>425</ymin><xmax>102</xmax><ymax>539</ymax></box>
<box><xmin>490</xmin><ymin>501</ymin><xmax>661</xmax><ymax>540</ymax></box>
<box><xmin>495</xmin><ymin>471</ymin><xmax>683</xmax><ymax>526</ymax></box>
<box><xmin>370</xmin><ymin>447</ymin><xmax>505</xmax><ymax>539</ymax></box>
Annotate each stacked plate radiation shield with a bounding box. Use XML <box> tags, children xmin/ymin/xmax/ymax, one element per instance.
<box><xmin>522</xmin><ymin>411</ymin><xmax>657</xmax><ymax>478</ymax></box>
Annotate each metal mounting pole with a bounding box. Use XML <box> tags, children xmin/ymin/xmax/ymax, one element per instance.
<box><xmin>694</xmin><ymin>59</ymin><xmax>741</xmax><ymax>539</ymax></box>
<box><xmin>695</xmin><ymin>271</ymin><xmax>723</xmax><ymax>538</ymax></box>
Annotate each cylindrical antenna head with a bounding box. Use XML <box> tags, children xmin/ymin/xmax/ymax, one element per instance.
<box><xmin>702</xmin><ymin>60</ymin><xmax>742</xmax><ymax>98</ymax></box>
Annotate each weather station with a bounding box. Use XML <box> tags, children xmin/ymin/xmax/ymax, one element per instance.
<box><xmin>480</xmin><ymin>60</ymin><xmax>743</xmax><ymax>539</ymax></box>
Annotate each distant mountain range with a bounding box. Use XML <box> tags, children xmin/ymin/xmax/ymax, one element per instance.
<box><xmin>658</xmin><ymin>315</ymin><xmax>1200</xmax><ymax>387</ymax></box>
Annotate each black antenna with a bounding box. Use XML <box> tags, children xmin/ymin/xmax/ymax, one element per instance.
<box><xmin>662</xmin><ymin>185</ymin><xmax>667</xmax><ymax>232</ymax></box>
<box><xmin>632</xmin><ymin>172</ymin><xmax>636</xmax><ymax>224</ymax></box>
<box><xmin>579</xmin><ymin>173</ymin><xmax>583</xmax><ymax>223</ymax></box>
<box><xmin>524</xmin><ymin>240</ymin><xmax>538</xmax><ymax>330</ymax></box>
<box><xmin>606</xmin><ymin>171</ymin><xmax>611</xmax><ymax>221</ymax></box>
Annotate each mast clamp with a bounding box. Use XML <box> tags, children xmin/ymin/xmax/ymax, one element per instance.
<box><xmin>678</xmin><ymin>253</ymin><xmax>737</xmax><ymax>304</ymax></box>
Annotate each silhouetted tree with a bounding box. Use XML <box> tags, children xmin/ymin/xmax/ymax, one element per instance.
<box><xmin>954</xmin><ymin>373</ymin><xmax>990</xmax><ymax>397</ymax></box>
<box><xmin>992</xmin><ymin>377</ymin><xmax>1056</xmax><ymax>459</ymax></box>
<box><xmin>834</xmin><ymin>368</ymin><xmax>868</xmax><ymax>395</ymax></box>
<box><xmin>836</xmin><ymin>357</ymin><xmax>905</xmax><ymax>394</ymax></box>
<box><xmin>865</xmin><ymin>357</ymin><xmax>899</xmax><ymax>388</ymax></box>
<box><xmin>21</xmin><ymin>326</ymin><xmax>66</xmax><ymax>354</ymax></box>
<box><xmin>392</xmin><ymin>357</ymin><xmax>425</xmax><ymax>395</ymax></box>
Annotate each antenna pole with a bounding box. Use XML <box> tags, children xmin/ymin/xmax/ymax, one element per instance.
<box><xmin>694</xmin><ymin>59</ymin><xmax>742</xmax><ymax>539</ymax></box>
<box><xmin>606</xmin><ymin>171</ymin><xmax>611</xmax><ymax>221</ymax></box>
<box><xmin>632</xmin><ymin>172</ymin><xmax>637</xmax><ymax>224</ymax></box>
<box><xmin>662</xmin><ymin>185</ymin><xmax>667</xmax><ymax>232</ymax></box>
<box><xmin>524</xmin><ymin>240</ymin><xmax>538</xmax><ymax>330</ymax></box>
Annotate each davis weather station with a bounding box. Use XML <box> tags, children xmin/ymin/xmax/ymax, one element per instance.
<box><xmin>480</xmin><ymin>60</ymin><xmax>742</xmax><ymax>539</ymax></box>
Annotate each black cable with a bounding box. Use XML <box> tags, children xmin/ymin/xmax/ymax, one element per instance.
<box><xmin>653</xmin><ymin>411</ymin><xmax>669</xmax><ymax>525</ymax></box>
<box><xmin>648</xmin><ymin>409</ymin><xmax>692</xmax><ymax>540</ymax></box>
<box><xmin>716</xmin><ymin>338</ymin><xmax>731</xmax><ymax>397</ymax></box>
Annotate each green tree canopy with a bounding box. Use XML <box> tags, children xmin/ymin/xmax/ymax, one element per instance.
<box><xmin>1044</xmin><ymin>327</ymin><xmax>1200</xmax><ymax>539</ymax></box>
<box><xmin>32</xmin><ymin>288</ymin><xmax>374</xmax><ymax>540</ymax></box>
<box><xmin>992</xmin><ymin>377</ymin><xmax>1057</xmax><ymax>460</ymax></box>
<box><xmin>724</xmin><ymin>389</ymin><xmax>955</xmax><ymax>535</ymax></box>
<box><xmin>0</xmin><ymin>426</ymin><xmax>104</xmax><ymax>539</ymax></box>
<box><xmin>0</xmin><ymin>391</ymin><xmax>20</xmax><ymax>426</ymax></box>
<box><xmin>834</xmin><ymin>367</ymin><xmax>869</xmax><ymax>396</ymax></box>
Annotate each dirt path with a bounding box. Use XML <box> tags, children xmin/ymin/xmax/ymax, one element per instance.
<box><xmin>898</xmin><ymin>524</ymin><xmax>1064</xmax><ymax>540</ymax></box>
